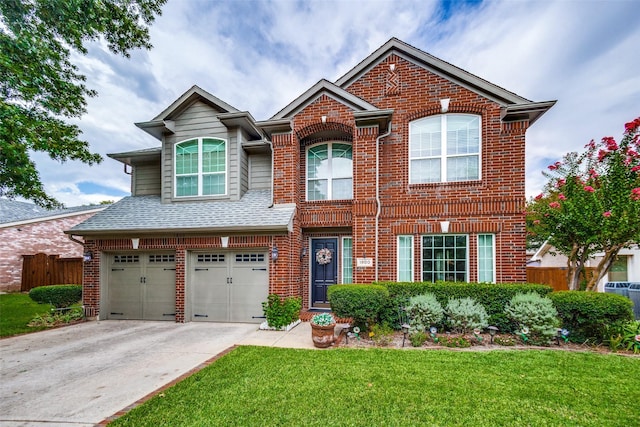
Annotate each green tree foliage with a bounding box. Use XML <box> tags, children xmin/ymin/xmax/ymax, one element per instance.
<box><xmin>527</xmin><ymin>118</ymin><xmax>640</xmax><ymax>290</ymax></box>
<box><xmin>0</xmin><ymin>0</ymin><xmax>166</xmax><ymax>208</ymax></box>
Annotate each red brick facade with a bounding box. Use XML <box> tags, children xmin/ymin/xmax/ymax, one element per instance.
<box><xmin>76</xmin><ymin>39</ymin><xmax>553</xmax><ymax>321</ymax></box>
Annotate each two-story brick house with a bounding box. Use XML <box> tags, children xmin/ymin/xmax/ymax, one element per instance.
<box><xmin>68</xmin><ymin>38</ymin><xmax>555</xmax><ymax>323</ymax></box>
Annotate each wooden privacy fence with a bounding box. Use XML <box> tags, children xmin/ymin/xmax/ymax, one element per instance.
<box><xmin>526</xmin><ymin>267</ymin><xmax>597</xmax><ymax>291</ymax></box>
<box><xmin>21</xmin><ymin>253</ymin><xmax>83</xmax><ymax>291</ymax></box>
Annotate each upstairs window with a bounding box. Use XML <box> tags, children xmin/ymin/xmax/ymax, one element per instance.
<box><xmin>307</xmin><ymin>142</ymin><xmax>353</xmax><ymax>200</ymax></box>
<box><xmin>175</xmin><ymin>137</ymin><xmax>226</xmax><ymax>197</ymax></box>
<box><xmin>409</xmin><ymin>114</ymin><xmax>481</xmax><ymax>183</ymax></box>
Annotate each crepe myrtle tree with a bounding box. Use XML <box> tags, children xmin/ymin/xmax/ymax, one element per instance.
<box><xmin>527</xmin><ymin>117</ymin><xmax>640</xmax><ymax>291</ymax></box>
<box><xmin>0</xmin><ymin>0</ymin><xmax>166</xmax><ymax>208</ymax></box>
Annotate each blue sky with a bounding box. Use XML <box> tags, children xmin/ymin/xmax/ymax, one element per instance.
<box><xmin>35</xmin><ymin>0</ymin><xmax>639</xmax><ymax>206</ymax></box>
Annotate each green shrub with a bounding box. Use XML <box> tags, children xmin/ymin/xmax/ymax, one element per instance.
<box><xmin>405</xmin><ymin>293</ymin><xmax>443</xmax><ymax>333</ymax></box>
<box><xmin>28</xmin><ymin>285</ymin><xmax>82</xmax><ymax>308</ymax></box>
<box><xmin>328</xmin><ymin>284</ymin><xmax>388</xmax><ymax>329</ymax></box>
<box><xmin>409</xmin><ymin>331</ymin><xmax>427</xmax><ymax>347</ymax></box>
<box><xmin>261</xmin><ymin>294</ymin><xmax>301</xmax><ymax>330</ymax></box>
<box><xmin>445</xmin><ymin>297</ymin><xmax>488</xmax><ymax>333</ymax></box>
<box><xmin>549</xmin><ymin>291</ymin><xmax>634</xmax><ymax>344</ymax></box>
<box><xmin>505</xmin><ymin>293</ymin><xmax>559</xmax><ymax>345</ymax></box>
<box><xmin>28</xmin><ymin>306</ymin><xmax>84</xmax><ymax>327</ymax></box>
<box><xmin>621</xmin><ymin>320</ymin><xmax>640</xmax><ymax>354</ymax></box>
<box><xmin>378</xmin><ymin>281</ymin><xmax>552</xmax><ymax>332</ymax></box>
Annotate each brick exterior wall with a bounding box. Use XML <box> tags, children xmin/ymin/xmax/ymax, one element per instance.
<box><xmin>81</xmin><ymin>44</ymin><xmax>542</xmax><ymax>320</ymax></box>
<box><xmin>287</xmin><ymin>52</ymin><xmax>530</xmax><ymax>298</ymax></box>
<box><xmin>0</xmin><ymin>212</ymin><xmax>98</xmax><ymax>292</ymax></box>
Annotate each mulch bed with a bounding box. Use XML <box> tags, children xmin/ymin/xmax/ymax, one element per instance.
<box><xmin>335</xmin><ymin>330</ymin><xmax>640</xmax><ymax>357</ymax></box>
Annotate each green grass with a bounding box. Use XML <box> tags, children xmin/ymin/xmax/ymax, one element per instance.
<box><xmin>0</xmin><ymin>293</ymin><xmax>52</xmax><ymax>337</ymax></box>
<box><xmin>111</xmin><ymin>346</ymin><xmax>640</xmax><ymax>427</ymax></box>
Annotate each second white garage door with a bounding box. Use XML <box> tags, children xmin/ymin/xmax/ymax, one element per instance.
<box><xmin>190</xmin><ymin>251</ymin><xmax>268</xmax><ymax>323</ymax></box>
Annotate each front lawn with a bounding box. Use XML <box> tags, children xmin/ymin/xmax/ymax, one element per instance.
<box><xmin>111</xmin><ymin>346</ymin><xmax>639</xmax><ymax>426</ymax></box>
<box><xmin>0</xmin><ymin>293</ymin><xmax>51</xmax><ymax>337</ymax></box>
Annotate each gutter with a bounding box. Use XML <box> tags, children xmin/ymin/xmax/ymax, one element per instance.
<box><xmin>375</xmin><ymin>121</ymin><xmax>393</xmax><ymax>282</ymax></box>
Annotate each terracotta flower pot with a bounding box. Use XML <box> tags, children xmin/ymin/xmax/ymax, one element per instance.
<box><xmin>311</xmin><ymin>322</ymin><xmax>336</xmax><ymax>348</ymax></box>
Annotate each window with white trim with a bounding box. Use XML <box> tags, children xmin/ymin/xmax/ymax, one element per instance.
<box><xmin>409</xmin><ymin>114</ymin><xmax>481</xmax><ymax>183</ymax></box>
<box><xmin>342</xmin><ymin>237</ymin><xmax>353</xmax><ymax>284</ymax></box>
<box><xmin>478</xmin><ymin>234</ymin><xmax>495</xmax><ymax>283</ymax></box>
<box><xmin>422</xmin><ymin>235</ymin><xmax>468</xmax><ymax>282</ymax></box>
<box><xmin>307</xmin><ymin>142</ymin><xmax>353</xmax><ymax>200</ymax></box>
<box><xmin>397</xmin><ymin>235</ymin><xmax>414</xmax><ymax>282</ymax></box>
<box><xmin>175</xmin><ymin>137</ymin><xmax>226</xmax><ymax>197</ymax></box>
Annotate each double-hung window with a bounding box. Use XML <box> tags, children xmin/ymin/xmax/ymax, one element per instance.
<box><xmin>175</xmin><ymin>137</ymin><xmax>226</xmax><ymax>197</ymax></box>
<box><xmin>307</xmin><ymin>142</ymin><xmax>353</xmax><ymax>200</ymax></box>
<box><xmin>410</xmin><ymin>114</ymin><xmax>481</xmax><ymax>183</ymax></box>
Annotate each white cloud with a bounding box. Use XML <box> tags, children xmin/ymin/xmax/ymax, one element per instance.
<box><xmin>33</xmin><ymin>0</ymin><xmax>639</xmax><ymax>205</ymax></box>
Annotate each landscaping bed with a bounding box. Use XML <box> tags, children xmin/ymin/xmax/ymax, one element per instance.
<box><xmin>336</xmin><ymin>328</ymin><xmax>639</xmax><ymax>356</ymax></box>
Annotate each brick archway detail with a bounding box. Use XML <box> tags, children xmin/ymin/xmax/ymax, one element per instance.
<box><xmin>297</xmin><ymin>121</ymin><xmax>354</xmax><ymax>145</ymax></box>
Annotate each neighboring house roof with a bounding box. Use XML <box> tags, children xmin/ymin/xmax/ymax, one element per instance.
<box><xmin>66</xmin><ymin>190</ymin><xmax>295</xmax><ymax>235</ymax></box>
<box><xmin>334</xmin><ymin>37</ymin><xmax>556</xmax><ymax>124</ymax></box>
<box><xmin>0</xmin><ymin>198</ymin><xmax>105</xmax><ymax>227</ymax></box>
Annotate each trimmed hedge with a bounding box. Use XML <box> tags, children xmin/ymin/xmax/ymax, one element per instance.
<box><xmin>29</xmin><ymin>285</ymin><xmax>82</xmax><ymax>309</ymax></box>
<box><xmin>549</xmin><ymin>291</ymin><xmax>634</xmax><ymax>344</ymax></box>
<box><xmin>378</xmin><ymin>281</ymin><xmax>553</xmax><ymax>332</ymax></box>
<box><xmin>328</xmin><ymin>284</ymin><xmax>388</xmax><ymax>328</ymax></box>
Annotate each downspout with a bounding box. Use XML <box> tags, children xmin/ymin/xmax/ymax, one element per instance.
<box><xmin>266</xmin><ymin>139</ymin><xmax>274</xmax><ymax>208</ymax></box>
<box><xmin>375</xmin><ymin>121</ymin><xmax>392</xmax><ymax>282</ymax></box>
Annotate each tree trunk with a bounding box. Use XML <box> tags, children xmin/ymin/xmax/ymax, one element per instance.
<box><xmin>585</xmin><ymin>248</ymin><xmax>620</xmax><ymax>291</ymax></box>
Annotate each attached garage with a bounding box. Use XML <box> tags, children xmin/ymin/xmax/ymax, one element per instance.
<box><xmin>107</xmin><ymin>253</ymin><xmax>176</xmax><ymax>320</ymax></box>
<box><xmin>189</xmin><ymin>250</ymin><xmax>268</xmax><ymax>323</ymax></box>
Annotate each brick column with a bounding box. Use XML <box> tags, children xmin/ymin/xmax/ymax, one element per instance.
<box><xmin>352</xmin><ymin>125</ymin><xmax>379</xmax><ymax>283</ymax></box>
<box><xmin>272</xmin><ymin>133</ymin><xmax>298</xmax><ymax>205</ymax></box>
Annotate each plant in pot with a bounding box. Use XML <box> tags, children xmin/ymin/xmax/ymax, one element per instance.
<box><xmin>310</xmin><ymin>312</ymin><xmax>336</xmax><ymax>348</ymax></box>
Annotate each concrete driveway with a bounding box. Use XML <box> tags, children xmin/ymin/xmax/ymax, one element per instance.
<box><xmin>0</xmin><ymin>320</ymin><xmax>259</xmax><ymax>427</ymax></box>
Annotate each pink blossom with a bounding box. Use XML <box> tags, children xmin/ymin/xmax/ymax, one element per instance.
<box><xmin>624</xmin><ymin>118</ymin><xmax>640</xmax><ymax>133</ymax></box>
<box><xmin>627</xmin><ymin>149</ymin><xmax>639</xmax><ymax>158</ymax></box>
<box><xmin>535</xmin><ymin>193</ymin><xmax>544</xmax><ymax>200</ymax></box>
<box><xmin>588</xmin><ymin>169</ymin><xmax>599</xmax><ymax>179</ymax></box>
<box><xmin>533</xmin><ymin>220</ymin><xmax>540</xmax><ymax>225</ymax></box>
<box><xmin>549</xmin><ymin>202</ymin><xmax>561</xmax><ymax>209</ymax></box>
<box><xmin>603</xmin><ymin>136</ymin><xmax>618</xmax><ymax>151</ymax></box>
<box><xmin>585</xmin><ymin>140</ymin><xmax>596</xmax><ymax>149</ymax></box>
<box><xmin>632</xmin><ymin>165</ymin><xmax>640</xmax><ymax>173</ymax></box>
<box><xmin>603</xmin><ymin>211</ymin><xmax>612</xmax><ymax>217</ymax></box>
<box><xmin>548</xmin><ymin>161</ymin><xmax>562</xmax><ymax>171</ymax></box>
<box><xmin>598</xmin><ymin>149</ymin><xmax>608</xmax><ymax>162</ymax></box>
<box><xmin>556</xmin><ymin>179</ymin><xmax>566</xmax><ymax>188</ymax></box>
<box><xmin>558</xmin><ymin>194</ymin><xmax>566</xmax><ymax>200</ymax></box>
<box><xmin>583</xmin><ymin>185</ymin><xmax>595</xmax><ymax>193</ymax></box>
<box><xmin>631</xmin><ymin>188</ymin><xmax>640</xmax><ymax>201</ymax></box>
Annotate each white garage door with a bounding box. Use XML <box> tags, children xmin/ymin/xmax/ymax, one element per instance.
<box><xmin>190</xmin><ymin>251</ymin><xmax>268</xmax><ymax>323</ymax></box>
<box><xmin>107</xmin><ymin>253</ymin><xmax>176</xmax><ymax>320</ymax></box>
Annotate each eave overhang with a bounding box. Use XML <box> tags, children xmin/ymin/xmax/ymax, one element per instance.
<box><xmin>501</xmin><ymin>101</ymin><xmax>557</xmax><ymax>125</ymax></box>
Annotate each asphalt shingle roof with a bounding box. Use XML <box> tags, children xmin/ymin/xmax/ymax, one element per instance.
<box><xmin>0</xmin><ymin>199</ymin><xmax>103</xmax><ymax>225</ymax></box>
<box><xmin>68</xmin><ymin>190</ymin><xmax>294</xmax><ymax>234</ymax></box>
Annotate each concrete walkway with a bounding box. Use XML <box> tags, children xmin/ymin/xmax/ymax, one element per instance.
<box><xmin>0</xmin><ymin>319</ymin><xmax>333</xmax><ymax>427</ymax></box>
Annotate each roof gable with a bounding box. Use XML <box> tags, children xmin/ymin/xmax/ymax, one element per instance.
<box><xmin>152</xmin><ymin>85</ymin><xmax>239</xmax><ymax>121</ymax></box>
<box><xmin>136</xmin><ymin>85</ymin><xmax>262</xmax><ymax>140</ymax></box>
<box><xmin>270</xmin><ymin>79</ymin><xmax>379</xmax><ymax>120</ymax></box>
<box><xmin>335</xmin><ymin>38</ymin><xmax>555</xmax><ymax>123</ymax></box>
